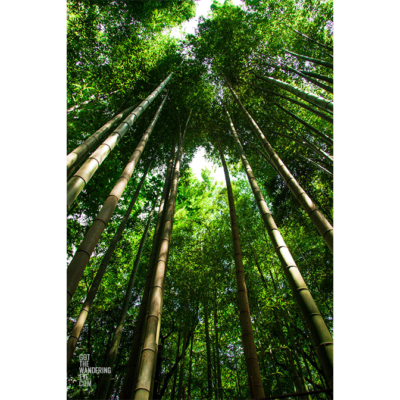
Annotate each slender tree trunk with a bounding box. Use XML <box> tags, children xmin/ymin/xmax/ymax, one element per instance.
<box><xmin>67</xmin><ymin>102</ymin><xmax>138</xmax><ymax>179</ymax></box>
<box><xmin>274</xmin><ymin>103</ymin><xmax>333</xmax><ymax>146</ymax></box>
<box><xmin>217</xmin><ymin>137</ymin><xmax>265</xmax><ymax>399</ymax></box>
<box><xmin>285</xmin><ymin>25</ymin><xmax>333</xmax><ymax>52</ymax></box>
<box><xmin>285</xmin><ymin>50</ymin><xmax>333</xmax><ymax>70</ymax></box>
<box><xmin>187</xmin><ymin>332</ymin><xmax>194</xmax><ymax>400</ymax></box>
<box><xmin>214</xmin><ymin>288</ymin><xmax>223</xmax><ymax>400</ymax></box>
<box><xmin>226</xmin><ymin>114</ymin><xmax>333</xmax><ymax>387</ymax></box>
<box><xmin>252</xmin><ymin>85</ymin><xmax>333</xmax><ymax>124</ymax></box>
<box><xmin>95</xmin><ymin>207</ymin><xmax>155</xmax><ymax>399</ymax></box>
<box><xmin>254</xmin><ymin>74</ymin><xmax>333</xmax><ymax>113</ymax></box>
<box><xmin>204</xmin><ymin>292</ymin><xmax>213</xmax><ymax>399</ymax></box>
<box><xmin>268</xmin><ymin>130</ymin><xmax>333</xmax><ymax>164</ymax></box>
<box><xmin>66</xmin><ymin>100</ymin><xmax>165</xmax><ymax>306</ymax></box>
<box><xmin>67</xmin><ymin>158</ymin><xmax>155</xmax><ymax>365</ymax></box>
<box><xmin>133</xmin><ymin>111</ymin><xmax>191</xmax><ymax>400</ymax></box>
<box><xmin>67</xmin><ymin>73</ymin><xmax>171</xmax><ymax>208</ymax></box>
<box><xmin>296</xmin><ymin>154</ymin><xmax>333</xmax><ymax>176</ymax></box>
<box><xmin>67</xmin><ymin>90</ymin><xmax>119</xmax><ymax>114</ymax></box>
<box><xmin>171</xmin><ymin>330</ymin><xmax>181</xmax><ymax>400</ymax></box>
<box><xmin>225</xmin><ymin>92</ymin><xmax>333</xmax><ymax>253</ymax></box>
<box><xmin>299</xmin><ymin>70</ymin><xmax>333</xmax><ymax>85</ymax></box>
<box><xmin>119</xmin><ymin>142</ymin><xmax>176</xmax><ymax>400</ymax></box>
<box><xmin>262</xmin><ymin>62</ymin><xmax>333</xmax><ymax>94</ymax></box>
<box><xmin>177</xmin><ymin>329</ymin><xmax>188</xmax><ymax>399</ymax></box>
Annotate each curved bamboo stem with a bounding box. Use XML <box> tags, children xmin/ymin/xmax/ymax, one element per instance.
<box><xmin>285</xmin><ymin>50</ymin><xmax>333</xmax><ymax>70</ymax></box>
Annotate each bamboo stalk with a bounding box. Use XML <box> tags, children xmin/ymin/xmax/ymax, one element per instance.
<box><xmin>285</xmin><ymin>50</ymin><xmax>333</xmax><ymax>70</ymax></box>
<box><xmin>67</xmin><ymin>98</ymin><xmax>166</xmax><ymax>306</ymax></box>
<box><xmin>226</xmin><ymin>110</ymin><xmax>333</xmax><ymax>387</ymax></box>
<box><xmin>226</xmin><ymin>85</ymin><xmax>333</xmax><ymax>253</ymax></box>
<box><xmin>67</xmin><ymin>74</ymin><xmax>172</xmax><ymax>209</ymax></box>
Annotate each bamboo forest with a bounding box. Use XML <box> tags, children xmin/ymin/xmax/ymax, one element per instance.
<box><xmin>67</xmin><ymin>0</ymin><xmax>333</xmax><ymax>398</ymax></box>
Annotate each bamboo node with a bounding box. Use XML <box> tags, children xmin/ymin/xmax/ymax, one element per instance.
<box><xmin>296</xmin><ymin>286</ymin><xmax>308</xmax><ymax>291</ymax></box>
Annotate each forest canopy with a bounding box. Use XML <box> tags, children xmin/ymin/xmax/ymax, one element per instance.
<box><xmin>67</xmin><ymin>0</ymin><xmax>333</xmax><ymax>399</ymax></box>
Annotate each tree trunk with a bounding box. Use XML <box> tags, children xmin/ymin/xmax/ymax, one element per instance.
<box><xmin>273</xmin><ymin>103</ymin><xmax>333</xmax><ymax>146</ymax></box>
<box><xmin>213</xmin><ymin>287</ymin><xmax>223</xmax><ymax>400</ymax></box>
<box><xmin>67</xmin><ymin>158</ymin><xmax>155</xmax><ymax>365</ymax></box>
<box><xmin>296</xmin><ymin>154</ymin><xmax>333</xmax><ymax>176</ymax></box>
<box><xmin>254</xmin><ymin>74</ymin><xmax>333</xmax><ymax>113</ymax></box>
<box><xmin>285</xmin><ymin>25</ymin><xmax>333</xmax><ymax>52</ymax></box>
<box><xmin>299</xmin><ymin>70</ymin><xmax>333</xmax><ymax>85</ymax></box>
<box><xmin>226</xmin><ymin>114</ymin><xmax>333</xmax><ymax>388</ymax></box>
<box><xmin>252</xmin><ymin>85</ymin><xmax>333</xmax><ymax>124</ymax></box>
<box><xmin>285</xmin><ymin>50</ymin><xmax>333</xmax><ymax>70</ymax></box>
<box><xmin>187</xmin><ymin>331</ymin><xmax>194</xmax><ymax>400</ymax></box>
<box><xmin>119</xmin><ymin>142</ymin><xmax>176</xmax><ymax>400</ymax></box>
<box><xmin>67</xmin><ymin>102</ymin><xmax>138</xmax><ymax>179</ymax></box>
<box><xmin>171</xmin><ymin>330</ymin><xmax>181</xmax><ymax>400</ymax></box>
<box><xmin>225</xmin><ymin>91</ymin><xmax>333</xmax><ymax>253</ymax></box>
<box><xmin>66</xmin><ymin>100</ymin><xmax>165</xmax><ymax>306</ymax></box>
<box><xmin>204</xmin><ymin>292</ymin><xmax>213</xmax><ymax>399</ymax></box>
<box><xmin>217</xmin><ymin>137</ymin><xmax>265</xmax><ymax>399</ymax></box>
<box><xmin>177</xmin><ymin>329</ymin><xmax>188</xmax><ymax>400</ymax></box>
<box><xmin>262</xmin><ymin>62</ymin><xmax>333</xmax><ymax>94</ymax></box>
<box><xmin>67</xmin><ymin>73</ymin><xmax>171</xmax><ymax>208</ymax></box>
<box><xmin>133</xmin><ymin>111</ymin><xmax>191</xmax><ymax>400</ymax></box>
<box><xmin>95</xmin><ymin>207</ymin><xmax>155</xmax><ymax>399</ymax></box>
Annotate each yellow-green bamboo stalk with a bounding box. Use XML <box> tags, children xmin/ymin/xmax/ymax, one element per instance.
<box><xmin>217</xmin><ymin>137</ymin><xmax>266</xmax><ymax>399</ymax></box>
<box><xmin>67</xmin><ymin>74</ymin><xmax>172</xmax><ymax>209</ymax></box>
<box><xmin>255</xmin><ymin>74</ymin><xmax>333</xmax><ymax>113</ymax></box>
<box><xmin>119</xmin><ymin>143</ymin><xmax>176</xmax><ymax>400</ymax></box>
<box><xmin>226</xmin><ymin>110</ymin><xmax>333</xmax><ymax>387</ymax></box>
<box><xmin>67</xmin><ymin>97</ymin><xmax>166</xmax><ymax>307</ymax></box>
<box><xmin>227</xmin><ymin>85</ymin><xmax>333</xmax><ymax>252</ymax></box>
<box><xmin>285</xmin><ymin>49</ymin><xmax>333</xmax><ymax>70</ymax></box>
<box><xmin>133</xmin><ymin>111</ymin><xmax>191</xmax><ymax>400</ymax></box>
<box><xmin>66</xmin><ymin>158</ymin><xmax>154</xmax><ymax>365</ymax></box>
<box><xmin>96</xmin><ymin>207</ymin><xmax>155</xmax><ymax>399</ymax></box>
<box><xmin>67</xmin><ymin>103</ymin><xmax>138</xmax><ymax>179</ymax></box>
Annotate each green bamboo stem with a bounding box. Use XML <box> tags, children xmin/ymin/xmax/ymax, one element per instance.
<box><xmin>133</xmin><ymin>111</ymin><xmax>191</xmax><ymax>400</ymax></box>
<box><xmin>274</xmin><ymin>103</ymin><xmax>333</xmax><ymax>146</ymax></box>
<box><xmin>67</xmin><ymin>73</ymin><xmax>172</xmax><ymax>209</ymax></box>
<box><xmin>96</xmin><ymin>207</ymin><xmax>155</xmax><ymax>399</ymax></box>
<box><xmin>255</xmin><ymin>74</ymin><xmax>333</xmax><ymax>113</ymax></box>
<box><xmin>119</xmin><ymin>143</ymin><xmax>176</xmax><ymax>400</ymax></box>
<box><xmin>285</xmin><ymin>50</ymin><xmax>333</xmax><ymax>70</ymax></box>
<box><xmin>252</xmin><ymin>85</ymin><xmax>333</xmax><ymax>124</ymax></box>
<box><xmin>261</xmin><ymin>62</ymin><xmax>332</xmax><ymax>94</ymax></box>
<box><xmin>268</xmin><ymin>129</ymin><xmax>333</xmax><ymax>164</ymax></box>
<box><xmin>67</xmin><ymin>99</ymin><xmax>165</xmax><ymax>307</ymax></box>
<box><xmin>286</xmin><ymin>25</ymin><xmax>333</xmax><ymax>52</ymax></box>
<box><xmin>226</xmin><ymin>111</ymin><xmax>333</xmax><ymax>387</ymax></box>
<box><xmin>67</xmin><ymin>158</ymin><xmax>155</xmax><ymax>365</ymax></box>
<box><xmin>217</xmin><ymin>137</ymin><xmax>265</xmax><ymax>399</ymax></box>
<box><xmin>67</xmin><ymin>102</ymin><xmax>138</xmax><ymax>180</ymax></box>
<box><xmin>297</xmin><ymin>154</ymin><xmax>333</xmax><ymax>176</ymax></box>
<box><xmin>227</xmin><ymin>85</ymin><xmax>333</xmax><ymax>252</ymax></box>
<box><xmin>299</xmin><ymin>71</ymin><xmax>333</xmax><ymax>85</ymax></box>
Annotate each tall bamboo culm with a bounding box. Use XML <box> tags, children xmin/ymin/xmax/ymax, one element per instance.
<box><xmin>226</xmin><ymin>110</ymin><xmax>333</xmax><ymax>388</ymax></box>
<box><xmin>67</xmin><ymin>96</ymin><xmax>167</xmax><ymax>307</ymax></box>
<box><xmin>254</xmin><ymin>74</ymin><xmax>333</xmax><ymax>113</ymax></box>
<box><xmin>67</xmin><ymin>74</ymin><xmax>172</xmax><ymax>209</ymax></box>
<box><xmin>133</xmin><ymin>112</ymin><xmax>191</xmax><ymax>400</ymax></box>
<box><xmin>96</xmin><ymin>206</ymin><xmax>155</xmax><ymax>400</ymax></box>
<box><xmin>119</xmin><ymin>143</ymin><xmax>176</xmax><ymax>400</ymax></box>
<box><xmin>217</xmin><ymin>137</ymin><xmax>265</xmax><ymax>399</ymax></box>
<box><xmin>67</xmin><ymin>102</ymin><xmax>138</xmax><ymax>179</ymax></box>
<box><xmin>227</xmin><ymin>84</ymin><xmax>333</xmax><ymax>253</ymax></box>
<box><xmin>67</xmin><ymin>158</ymin><xmax>155</xmax><ymax>365</ymax></box>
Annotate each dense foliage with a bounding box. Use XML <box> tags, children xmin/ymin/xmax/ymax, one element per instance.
<box><xmin>67</xmin><ymin>0</ymin><xmax>333</xmax><ymax>398</ymax></box>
